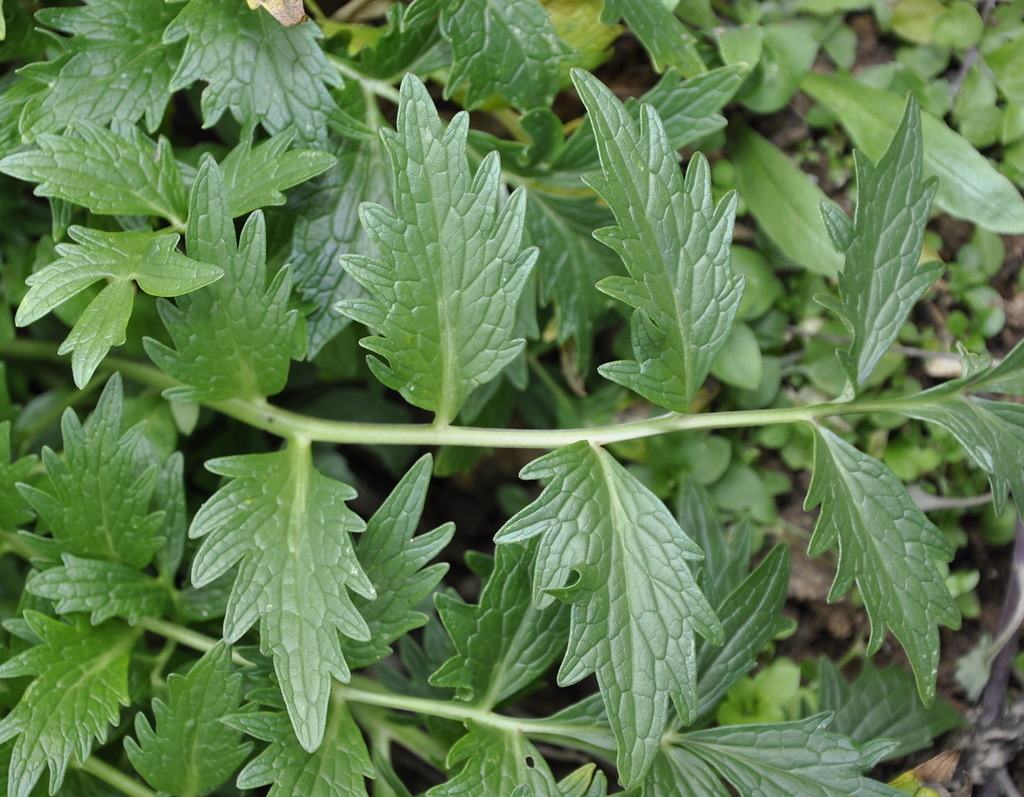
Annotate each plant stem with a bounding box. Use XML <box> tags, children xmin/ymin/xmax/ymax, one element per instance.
<box><xmin>136</xmin><ymin>617</ymin><xmax>254</xmax><ymax>667</ymax></box>
<box><xmin>77</xmin><ymin>756</ymin><xmax>157</xmax><ymax>797</ymax></box>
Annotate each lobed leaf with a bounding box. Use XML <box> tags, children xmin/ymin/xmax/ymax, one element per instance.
<box><xmin>816</xmin><ymin>95</ymin><xmax>942</xmax><ymax>392</ymax></box>
<box><xmin>804</xmin><ymin>425</ymin><xmax>960</xmax><ymax>703</ymax></box>
<box><xmin>189</xmin><ymin>444</ymin><xmax>374</xmax><ymax>752</ymax></box>
<box><xmin>496</xmin><ymin>441</ymin><xmax>722</xmax><ymax>785</ymax></box>
<box><xmin>572</xmin><ymin>69</ymin><xmax>743</xmax><ymax>412</ymax></box>
<box><xmin>335</xmin><ymin>74</ymin><xmax>536</xmax><ymax>424</ymax></box>
<box><xmin>0</xmin><ymin>613</ymin><xmax>136</xmax><ymax>797</ymax></box>
<box><xmin>600</xmin><ymin>0</ymin><xmax>703</xmax><ymax>75</ymax></box>
<box><xmin>125</xmin><ymin>642</ymin><xmax>251</xmax><ymax>796</ymax></box>
<box><xmin>0</xmin><ymin>421</ymin><xmax>36</xmax><ymax>530</ymax></box>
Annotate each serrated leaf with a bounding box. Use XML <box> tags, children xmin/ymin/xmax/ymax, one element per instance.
<box><xmin>0</xmin><ymin>421</ymin><xmax>36</xmax><ymax>529</ymax></box>
<box><xmin>163</xmin><ymin>0</ymin><xmax>358</xmax><ymax>143</ymax></box>
<box><xmin>341</xmin><ymin>455</ymin><xmax>454</xmax><ymax>669</ymax></box>
<box><xmin>969</xmin><ymin>335</ymin><xmax>1024</xmax><ymax>395</ymax></box>
<box><xmin>600</xmin><ymin>0</ymin><xmax>703</xmax><ymax>75</ymax></box>
<box><xmin>427</xmin><ymin>722</ymin><xmax>558</xmax><ymax>797</ymax></box>
<box><xmin>225</xmin><ymin>701</ymin><xmax>372</xmax><ymax>797</ymax></box>
<box><xmin>802</xmin><ymin>72</ymin><xmax>1024</xmax><ymax>234</ymax></box>
<box><xmin>644</xmin><ymin>715</ymin><xmax>899</xmax><ymax>796</ymax></box>
<box><xmin>1</xmin><ymin>121</ymin><xmax>187</xmax><ymax>225</ymax></box>
<box><xmin>0</xmin><ymin>613</ymin><xmax>136</xmax><ymax>797</ymax></box>
<box><xmin>805</xmin><ymin>426</ymin><xmax>960</xmax><ymax>703</ymax></box>
<box><xmin>558</xmin><ymin>764</ymin><xmax>612</xmax><ymax>797</ymax></box>
<box><xmin>219</xmin><ymin>128</ymin><xmax>335</xmax><ymax>218</ymax></box>
<box><xmin>495</xmin><ymin>441</ymin><xmax>722</xmax><ymax>785</ymax></box>
<box><xmin>334</xmin><ymin>74</ymin><xmax>536</xmax><ymax>424</ymax></box>
<box><xmin>818</xmin><ymin>96</ymin><xmax>942</xmax><ymax>391</ymax></box>
<box><xmin>730</xmin><ymin>124</ymin><xmax>843</xmax><ymax>276</ymax></box>
<box><xmin>125</xmin><ymin>642</ymin><xmax>251</xmax><ymax>796</ymax></box>
<box><xmin>145</xmin><ymin>158</ymin><xmax>301</xmax><ymax>402</ymax></box>
<box><xmin>15</xmin><ymin>225</ymin><xmax>220</xmax><ymax>388</ymax></box>
<box><xmin>15</xmin><ymin>0</ymin><xmax>181</xmax><ymax>139</ymax></box>
<box><xmin>189</xmin><ymin>443</ymin><xmax>374</xmax><ymax>752</ymax></box>
<box><xmin>430</xmin><ymin>540</ymin><xmax>569</xmax><ymax>707</ymax></box>
<box><xmin>414</xmin><ymin>0</ymin><xmax>574</xmax><ymax>111</ymax></box>
<box><xmin>26</xmin><ymin>554</ymin><xmax>169</xmax><ymax>624</ymax></box>
<box><xmin>17</xmin><ymin>374</ymin><xmax>166</xmax><ymax>569</ymax></box>
<box><xmin>818</xmin><ymin>659</ymin><xmax>963</xmax><ymax>760</ymax></box>
<box><xmin>571</xmin><ymin>69</ymin><xmax>742</xmax><ymax>412</ymax></box>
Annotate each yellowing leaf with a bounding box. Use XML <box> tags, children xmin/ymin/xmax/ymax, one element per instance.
<box><xmin>247</xmin><ymin>0</ymin><xmax>307</xmax><ymax>27</ymax></box>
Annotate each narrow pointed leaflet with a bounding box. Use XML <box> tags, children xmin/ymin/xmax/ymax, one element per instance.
<box><xmin>572</xmin><ymin>69</ymin><xmax>743</xmax><ymax>412</ymax></box>
<box><xmin>495</xmin><ymin>442</ymin><xmax>723</xmax><ymax>785</ymax></box>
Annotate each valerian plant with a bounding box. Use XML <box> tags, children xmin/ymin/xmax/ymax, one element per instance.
<box><xmin>1</xmin><ymin>1</ymin><xmax>1023</xmax><ymax>796</ymax></box>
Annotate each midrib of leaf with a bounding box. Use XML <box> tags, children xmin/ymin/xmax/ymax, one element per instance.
<box><xmin>477</xmin><ymin>594</ymin><xmax>546</xmax><ymax>712</ymax></box>
<box><xmin>286</xmin><ymin>437</ymin><xmax>311</xmax><ymax>555</ymax></box>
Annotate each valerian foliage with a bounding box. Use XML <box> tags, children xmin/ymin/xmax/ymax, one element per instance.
<box><xmin>1</xmin><ymin>1</ymin><xmax>1023</xmax><ymax>796</ymax></box>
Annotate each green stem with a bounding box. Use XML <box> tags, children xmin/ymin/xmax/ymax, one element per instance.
<box><xmin>77</xmin><ymin>756</ymin><xmax>157</xmax><ymax>797</ymax></box>
<box><xmin>328</xmin><ymin>54</ymin><xmax>402</xmax><ymax>103</ymax></box>
<box><xmin>136</xmin><ymin>617</ymin><xmax>254</xmax><ymax>668</ymax></box>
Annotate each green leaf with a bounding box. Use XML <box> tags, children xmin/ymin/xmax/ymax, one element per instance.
<box><xmin>145</xmin><ymin>158</ymin><xmax>301</xmax><ymax>402</ymax></box>
<box><xmin>15</xmin><ymin>225</ymin><xmax>221</xmax><ymax>388</ymax></box>
<box><xmin>970</xmin><ymin>335</ymin><xmax>1024</xmax><ymax>395</ymax></box>
<box><xmin>804</xmin><ymin>426</ymin><xmax>960</xmax><ymax>703</ymax></box>
<box><xmin>27</xmin><ymin>554</ymin><xmax>169</xmax><ymax>624</ymax></box>
<box><xmin>495</xmin><ymin>441</ymin><xmax>723</xmax><ymax>785</ymax></box>
<box><xmin>431</xmin><ymin>540</ymin><xmax>569</xmax><ymax>707</ymax></box>
<box><xmin>226</xmin><ymin>701</ymin><xmax>373</xmax><ymax>797</ymax></box>
<box><xmin>729</xmin><ymin>124</ymin><xmax>843</xmax><ymax>276</ymax></box>
<box><xmin>818</xmin><ymin>659</ymin><xmax>963</xmax><ymax>760</ymax></box>
<box><xmin>341</xmin><ymin>455</ymin><xmax>455</xmax><ymax>670</ymax></box>
<box><xmin>427</xmin><ymin>723</ymin><xmax>558</xmax><ymax>796</ymax></box>
<box><xmin>17</xmin><ymin>374</ymin><xmax>167</xmax><ymax>569</ymax></box>
<box><xmin>163</xmin><ymin>0</ymin><xmax>358</xmax><ymax>143</ymax></box>
<box><xmin>0</xmin><ymin>421</ymin><xmax>36</xmax><ymax>530</ymax></box>
<box><xmin>817</xmin><ymin>96</ymin><xmax>942</xmax><ymax>391</ymax></box>
<box><xmin>600</xmin><ymin>0</ymin><xmax>704</xmax><ymax>75</ymax></box>
<box><xmin>0</xmin><ymin>121</ymin><xmax>187</xmax><ymax>225</ymax></box>
<box><xmin>189</xmin><ymin>443</ymin><xmax>374</xmax><ymax>752</ymax></box>
<box><xmin>0</xmin><ymin>613</ymin><xmax>136</xmax><ymax>797</ymax></box>
<box><xmin>412</xmin><ymin>0</ymin><xmax>574</xmax><ymax>111</ymax></box>
<box><xmin>801</xmin><ymin>72</ymin><xmax>1024</xmax><ymax>234</ymax></box>
<box><xmin>572</xmin><ymin>69</ymin><xmax>742</xmax><ymax>412</ymax></box>
<box><xmin>219</xmin><ymin>128</ymin><xmax>336</xmax><ymax>218</ymax></box>
<box><xmin>15</xmin><ymin>0</ymin><xmax>181</xmax><ymax>139</ymax></box>
<box><xmin>558</xmin><ymin>764</ymin><xmax>612</xmax><ymax>797</ymax></box>
<box><xmin>125</xmin><ymin>642</ymin><xmax>251</xmax><ymax>796</ymax></box>
<box><xmin>644</xmin><ymin>715</ymin><xmax>898</xmax><ymax>796</ymax></box>
<box><xmin>335</xmin><ymin>74</ymin><xmax>536</xmax><ymax>424</ymax></box>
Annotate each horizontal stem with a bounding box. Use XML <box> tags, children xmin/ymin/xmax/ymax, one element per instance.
<box><xmin>77</xmin><ymin>756</ymin><xmax>156</xmax><ymax>797</ymax></box>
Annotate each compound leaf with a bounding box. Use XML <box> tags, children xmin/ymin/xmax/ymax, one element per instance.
<box><xmin>335</xmin><ymin>74</ymin><xmax>536</xmax><ymax>424</ymax></box>
<box><xmin>644</xmin><ymin>715</ymin><xmax>899</xmax><ymax>796</ymax></box>
<box><xmin>495</xmin><ymin>441</ymin><xmax>722</xmax><ymax>785</ymax></box>
<box><xmin>0</xmin><ymin>613</ymin><xmax>136</xmax><ymax>797</ymax></box>
<box><xmin>145</xmin><ymin>158</ymin><xmax>301</xmax><ymax>402</ymax></box>
<box><xmin>17</xmin><ymin>374</ymin><xmax>166</xmax><ymax>569</ymax></box>
<box><xmin>15</xmin><ymin>0</ymin><xmax>181</xmax><ymax>139</ymax></box>
<box><xmin>342</xmin><ymin>454</ymin><xmax>455</xmax><ymax>670</ymax></box>
<box><xmin>572</xmin><ymin>69</ymin><xmax>742</xmax><ymax>412</ymax></box>
<box><xmin>0</xmin><ymin>121</ymin><xmax>188</xmax><ymax>225</ymax></box>
<box><xmin>125</xmin><ymin>642</ymin><xmax>251</xmax><ymax>796</ymax></box>
<box><xmin>817</xmin><ymin>95</ymin><xmax>942</xmax><ymax>392</ymax></box>
<box><xmin>189</xmin><ymin>443</ymin><xmax>374</xmax><ymax>752</ymax></box>
<box><xmin>226</xmin><ymin>702</ymin><xmax>373</xmax><ymax>797</ymax></box>
<box><xmin>430</xmin><ymin>540</ymin><xmax>569</xmax><ymax>708</ymax></box>
<box><xmin>805</xmin><ymin>426</ymin><xmax>960</xmax><ymax>703</ymax></box>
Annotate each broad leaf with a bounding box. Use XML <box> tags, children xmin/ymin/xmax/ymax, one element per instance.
<box><xmin>15</xmin><ymin>0</ymin><xmax>181</xmax><ymax>139</ymax></box>
<box><xmin>427</xmin><ymin>723</ymin><xmax>558</xmax><ymax>796</ymax></box>
<box><xmin>335</xmin><ymin>74</ymin><xmax>536</xmax><ymax>424</ymax></box>
<box><xmin>342</xmin><ymin>454</ymin><xmax>455</xmax><ymax>669</ymax></box>
<box><xmin>572</xmin><ymin>69</ymin><xmax>743</xmax><ymax>412</ymax></box>
<box><xmin>145</xmin><ymin>158</ymin><xmax>301</xmax><ymax>402</ymax></box>
<box><xmin>0</xmin><ymin>121</ymin><xmax>188</xmax><ymax>225</ymax></box>
<box><xmin>15</xmin><ymin>225</ymin><xmax>220</xmax><ymax>388</ymax></box>
<box><xmin>495</xmin><ymin>441</ymin><xmax>722</xmax><ymax>785</ymax></box>
<box><xmin>17</xmin><ymin>374</ymin><xmax>166</xmax><ymax>569</ymax></box>
<box><xmin>816</xmin><ymin>96</ymin><xmax>942</xmax><ymax>391</ymax></box>
<box><xmin>431</xmin><ymin>540</ymin><xmax>569</xmax><ymax>707</ymax></box>
<box><xmin>600</xmin><ymin>0</ymin><xmax>703</xmax><ymax>75</ymax></box>
<box><xmin>0</xmin><ymin>421</ymin><xmax>36</xmax><ymax>529</ymax></box>
<box><xmin>189</xmin><ymin>444</ymin><xmax>374</xmax><ymax>752</ymax></box>
<box><xmin>970</xmin><ymin>336</ymin><xmax>1024</xmax><ymax>395</ymax></box>
<box><xmin>125</xmin><ymin>642</ymin><xmax>251</xmax><ymax>796</ymax></box>
<box><xmin>226</xmin><ymin>702</ymin><xmax>373</xmax><ymax>797</ymax></box>
<box><xmin>643</xmin><ymin>715</ymin><xmax>899</xmax><ymax>796</ymax></box>
<box><xmin>0</xmin><ymin>613</ymin><xmax>136</xmax><ymax>797</ymax></box>
<box><xmin>805</xmin><ymin>426</ymin><xmax>960</xmax><ymax>703</ymax></box>
<box><xmin>802</xmin><ymin>72</ymin><xmax>1024</xmax><ymax>234</ymax></box>
<box><xmin>407</xmin><ymin>0</ymin><xmax>574</xmax><ymax>111</ymax></box>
